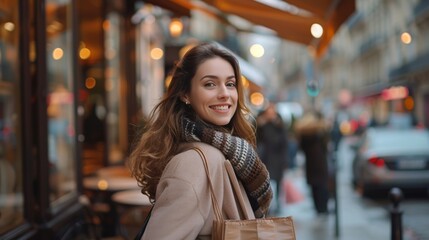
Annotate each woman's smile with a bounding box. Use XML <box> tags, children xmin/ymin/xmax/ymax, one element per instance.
<box><xmin>210</xmin><ymin>104</ymin><xmax>231</xmax><ymax>112</ymax></box>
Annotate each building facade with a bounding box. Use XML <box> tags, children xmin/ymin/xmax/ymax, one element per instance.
<box><xmin>0</xmin><ymin>0</ymin><xmax>143</xmax><ymax>238</ymax></box>
<box><xmin>280</xmin><ymin>0</ymin><xmax>429</xmax><ymax>128</ymax></box>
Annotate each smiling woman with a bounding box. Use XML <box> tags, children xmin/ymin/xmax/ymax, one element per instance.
<box><xmin>127</xmin><ymin>42</ymin><xmax>273</xmax><ymax>239</ymax></box>
<box><xmin>182</xmin><ymin>57</ymin><xmax>238</xmax><ymax>126</ymax></box>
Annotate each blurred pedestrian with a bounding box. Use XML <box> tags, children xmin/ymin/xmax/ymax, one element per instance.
<box><xmin>330</xmin><ymin>113</ymin><xmax>343</xmax><ymax>152</ymax></box>
<box><xmin>294</xmin><ymin>109</ymin><xmax>330</xmax><ymax>215</ymax></box>
<box><xmin>256</xmin><ymin>103</ymin><xmax>288</xmax><ymax>213</ymax></box>
<box><xmin>128</xmin><ymin>42</ymin><xmax>272</xmax><ymax>239</ymax></box>
<box><xmin>286</xmin><ymin>115</ymin><xmax>299</xmax><ymax>170</ymax></box>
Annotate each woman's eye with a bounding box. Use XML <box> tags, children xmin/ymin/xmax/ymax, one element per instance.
<box><xmin>226</xmin><ymin>82</ymin><xmax>236</xmax><ymax>87</ymax></box>
<box><xmin>204</xmin><ymin>82</ymin><xmax>215</xmax><ymax>87</ymax></box>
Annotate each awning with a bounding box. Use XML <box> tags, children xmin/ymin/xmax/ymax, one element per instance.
<box><xmin>202</xmin><ymin>0</ymin><xmax>356</xmax><ymax>58</ymax></box>
<box><xmin>143</xmin><ymin>0</ymin><xmax>356</xmax><ymax>59</ymax></box>
<box><xmin>143</xmin><ymin>0</ymin><xmax>192</xmax><ymax>17</ymax></box>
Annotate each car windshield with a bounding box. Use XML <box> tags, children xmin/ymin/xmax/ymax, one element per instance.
<box><xmin>369</xmin><ymin>129</ymin><xmax>429</xmax><ymax>152</ymax></box>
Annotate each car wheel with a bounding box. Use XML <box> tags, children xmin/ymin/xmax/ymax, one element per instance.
<box><xmin>351</xmin><ymin>159</ymin><xmax>358</xmax><ymax>188</ymax></box>
<box><xmin>355</xmin><ymin>178</ymin><xmax>373</xmax><ymax>198</ymax></box>
<box><xmin>352</xmin><ymin>177</ymin><xmax>357</xmax><ymax>188</ymax></box>
<box><xmin>361</xmin><ymin>185</ymin><xmax>375</xmax><ymax>198</ymax></box>
<box><xmin>355</xmin><ymin>180</ymin><xmax>364</xmax><ymax>195</ymax></box>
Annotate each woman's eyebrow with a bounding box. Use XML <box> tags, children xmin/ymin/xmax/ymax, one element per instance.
<box><xmin>200</xmin><ymin>74</ymin><xmax>218</xmax><ymax>80</ymax></box>
<box><xmin>200</xmin><ymin>74</ymin><xmax>235</xmax><ymax>81</ymax></box>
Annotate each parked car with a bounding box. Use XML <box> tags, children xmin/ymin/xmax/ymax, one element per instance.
<box><xmin>351</xmin><ymin>127</ymin><xmax>429</xmax><ymax>197</ymax></box>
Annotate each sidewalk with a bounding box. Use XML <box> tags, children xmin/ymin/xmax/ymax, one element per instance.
<box><xmin>273</xmin><ymin>149</ymin><xmax>391</xmax><ymax>240</ymax></box>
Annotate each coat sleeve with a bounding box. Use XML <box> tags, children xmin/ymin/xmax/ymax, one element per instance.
<box><xmin>142</xmin><ymin>176</ymin><xmax>205</xmax><ymax>240</ymax></box>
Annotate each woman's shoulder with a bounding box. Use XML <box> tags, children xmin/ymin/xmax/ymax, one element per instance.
<box><xmin>176</xmin><ymin>142</ymin><xmax>225</xmax><ymax>161</ymax></box>
<box><xmin>162</xmin><ymin>142</ymin><xmax>225</xmax><ymax>178</ymax></box>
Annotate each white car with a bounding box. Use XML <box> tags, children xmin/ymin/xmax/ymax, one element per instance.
<box><xmin>351</xmin><ymin>127</ymin><xmax>429</xmax><ymax>197</ymax></box>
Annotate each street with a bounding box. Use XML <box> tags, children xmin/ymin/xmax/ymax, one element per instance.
<box><xmin>275</xmin><ymin>136</ymin><xmax>429</xmax><ymax>240</ymax></box>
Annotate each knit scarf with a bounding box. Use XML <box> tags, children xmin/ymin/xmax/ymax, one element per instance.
<box><xmin>182</xmin><ymin>117</ymin><xmax>273</xmax><ymax>218</ymax></box>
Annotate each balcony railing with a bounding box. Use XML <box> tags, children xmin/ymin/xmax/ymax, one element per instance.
<box><xmin>358</xmin><ymin>35</ymin><xmax>383</xmax><ymax>55</ymax></box>
<box><xmin>413</xmin><ymin>0</ymin><xmax>429</xmax><ymax>22</ymax></box>
<box><xmin>389</xmin><ymin>51</ymin><xmax>429</xmax><ymax>80</ymax></box>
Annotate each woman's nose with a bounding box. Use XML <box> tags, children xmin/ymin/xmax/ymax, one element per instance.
<box><xmin>217</xmin><ymin>85</ymin><xmax>230</xmax><ymax>99</ymax></box>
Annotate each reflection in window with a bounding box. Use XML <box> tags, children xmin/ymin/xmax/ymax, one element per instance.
<box><xmin>135</xmin><ymin>6</ymin><xmax>165</xmax><ymax>119</ymax></box>
<box><xmin>0</xmin><ymin>0</ymin><xmax>24</xmax><ymax>234</ymax></box>
<box><xmin>105</xmin><ymin>13</ymin><xmax>125</xmax><ymax>164</ymax></box>
<box><xmin>46</xmin><ymin>0</ymin><xmax>77</xmax><ymax>204</ymax></box>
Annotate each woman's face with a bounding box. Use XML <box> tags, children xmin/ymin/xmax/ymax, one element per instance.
<box><xmin>185</xmin><ymin>57</ymin><xmax>238</xmax><ymax>126</ymax></box>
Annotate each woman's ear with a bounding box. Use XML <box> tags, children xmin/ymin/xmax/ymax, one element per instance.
<box><xmin>180</xmin><ymin>96</ymin><xmax>190</xmax><ymax>105</ymax></box>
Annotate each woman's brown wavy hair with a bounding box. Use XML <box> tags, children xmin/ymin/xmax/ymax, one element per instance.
<box><xmin>127</xmin><ymin>42</ymin><xmax>256</xmax><ymax>201</ymax></box>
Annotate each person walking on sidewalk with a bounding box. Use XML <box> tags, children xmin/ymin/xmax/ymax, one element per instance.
<box><xmin>294</xmin><ymin>109</ymin><xmax>330</xmax><ymax>215</ymax></box>
<box><xmin>256</xmin><ymin>103</ymin><xmax>289</xmax><ymax>213</ymax></box>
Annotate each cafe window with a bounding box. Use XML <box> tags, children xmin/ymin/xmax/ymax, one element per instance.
<box><xmin>135</xmin><ymin>6</ymin><xmax>165</xmax><ymax>118</ymax></box>
<box><xmin>78</xmin><ymin>0</ymin><xmax>106</xmax><ymax>175</ymax></box>
<box><xmin>105</xmin><ymin>12</ymin><xmax>126</xmax><ymax>164</ymax></box>
<box><xmin>46</xmin><ymin>0</ymin><xmax>77</xmax><ymax>205</ymax></box>
<box><xmin>0</xmin><ymin>0</ymin><xmax>24</xmax><ymax>234</ymax></box>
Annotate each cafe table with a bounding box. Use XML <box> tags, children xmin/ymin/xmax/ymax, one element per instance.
<box><xmin>112</xmin><ymin>189</ymin><xmax>151</xmax><ymax>207</ymax></box>
<box><xmin>83</xmin><ymin>176</ymin><xmax>140</xmax><ymax>237</ymax></box>
<box><xmin>111</xmin><ymin>189</ymin><xmax>152</xmax><ymax>238</ymax></box>
<box><xmin>83</xmin><ymin>176</ymin><xmax>139</xmax><ymax>192</ymax></box>
<box><xmin>0</xmin><ymin>193</ymin><xmax>23</xmax><ymax>228</ymax></box>
<box><xmin>96</xmin><ymin>165</ymin><xmax>132</xmax><ymax>178</ymax></box>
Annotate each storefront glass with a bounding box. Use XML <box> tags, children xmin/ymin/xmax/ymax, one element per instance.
<box><xmin>0</xmin><ymin>0</ymin><xmax>24</xmax><ymax>234</ymax></box>
<box><xmin>105</xmin><ymin>12</ymin><xmax>125</xmax><ymax>164</ymax></box>
<box><xmin>46</xmin><ymin>0</ymin><xmax>77</xmax><ymax>204</ymax></box>
<box><xmin>135</xmin><ymin>7</ymin><xmax>165</xmax><ymax>118</ymax></box>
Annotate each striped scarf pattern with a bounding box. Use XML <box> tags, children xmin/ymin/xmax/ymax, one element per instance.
<box><xmin>182</xmin><ymin>117</ymin><xmax>273</xmax><ymax>218</ymax></box>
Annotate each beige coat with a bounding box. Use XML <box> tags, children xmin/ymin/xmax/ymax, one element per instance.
<box><xmin>142</xmin><ymin>142</ymin><xmax>255</xmax><ymax>240</ymax></box>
